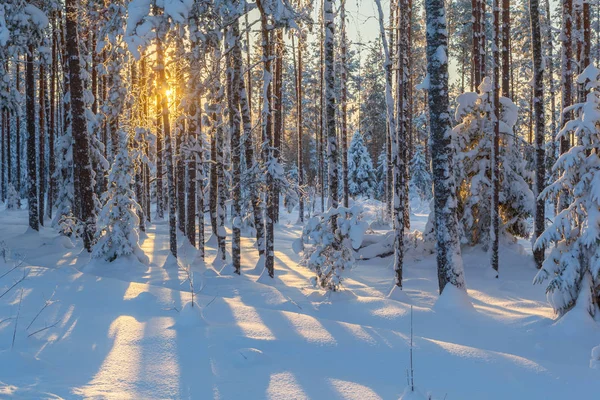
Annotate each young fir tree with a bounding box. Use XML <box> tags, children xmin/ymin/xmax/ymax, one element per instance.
<box><xmin>297</xmin><ymin>206</ymin><xmax>366</xmax><ymax>291</ymax></box>
<box><xmin>375</xmin><ymin>147</ymin><xmax>387</xmax><ymax>201</ymax></box>
<box><xmin>93</xmin><ymin>130</ymin><xmax>147</xmax><ymax>264</ymax></box>
<box><xmin>452</xmin><ymin>78</ymin><xmax>533</xmax><ymax>247</ymax></box>
<box><xmin>534</xmin><ymin>65</ymin><xmax>600</xmax><ymax>318</ymax></box>
<box><xmin>409</xmin><ymin>144</ymin><xmax>432</xmax><ymax>203</ymax></box>
<box><xmin>347</xmin><ymin>131</ymin><xmax>375</xmax><ymax>198</ymax></box>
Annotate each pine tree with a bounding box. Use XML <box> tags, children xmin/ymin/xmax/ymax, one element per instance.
<box><xmin>534</xmin><ymin>65</ymin><xmax>600</xmax><ymax>317</ymax></box>
<box><xmin>93</xmin><ymin>130</ymin><xmax>147</xmax><ymax>264</ymax></box>
<box><xmin>347</xmin><ymin>131</ymin><xmax>375</xmax><ymax>198</ymax></box>
<box><xmin>375</xmin><ymin>147</ymin><xmax>387</xmax><ymax>200</ymax></box>
<box><xmin>453</xmin><ymin>79</ymin><xmax>533</xmax><ymax>247</ymax></box>
<box><xmin>408</xmin><ymin>144</ymin><xmax>432</xmax><ymax>203</ymax></box>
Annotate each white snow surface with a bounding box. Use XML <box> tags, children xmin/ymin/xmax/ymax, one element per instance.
<box><xmin>0</xmin><ymin>201</ymin><xmax>598</xmax><ymax>399</ymax></box>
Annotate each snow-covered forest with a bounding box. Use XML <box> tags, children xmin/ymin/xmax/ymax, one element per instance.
<box><xmin>0</xmin><ymin>0</ymin><xmax>599</xmax><ymax>398</ymax></box>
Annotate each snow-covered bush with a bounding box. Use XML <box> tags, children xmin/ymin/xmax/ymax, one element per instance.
<box><xmin>93</xmin><ymin>130</ymin><xmax>147</xmax><ymax>264</ymax></box>
<box><xmin>534</xmin><ymin>65</ymin><xmax>600</xmax><ymax>317</ymax></box>
<box><xmin>453</xmin><ymin>77</ymin><xmax>533</xmax><ymax>246</ymax></box>
<box><xmin>57</xmin><ymin>213</ymin><xmax>81</xmax><ymax>238</ymax></box>
<box><xmin>591</xmin><ymin>345</ymin><xmax>600</xmax><ymax>369</ymax></box>
<box><xmin>348</xmin><ymin>131</ymin><xmax>376</xmax><ymax>198</ymax></box>
<box><xmin>5</xmin><ymin>183</ymin><xmax>19</xmax><ymax>210</ymax></box>
<box><xmin>296</xmin><ymin>206</ymin><xmax>367</xmax><ymax>291</ymax></box>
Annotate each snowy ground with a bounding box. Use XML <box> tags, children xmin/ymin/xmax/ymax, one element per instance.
<box><xmin>0</xmin><ymin>201</ymin><xmax>599</xmax><ymax>399</ymax></box>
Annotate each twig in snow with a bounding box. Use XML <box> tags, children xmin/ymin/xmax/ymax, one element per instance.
<box><xmin>27</xmin><ymin>321</ymin><xmax>59</xmax><ymax>338</ymax></box>
<box><xmin>205</xmin><ymin>295</ymin><xmax>219</xmax><ymax>308</ymax></box>
<box><xmin>0</xmin><ymin>258</ymin><xmax>25</xmax><ymax>281</ymax></box>
<box><xmin>12</xmin><ymin>288</ymin><xmax>23</xmax><ymax>349</ymax></box>
<box><xmin>0</xmin><ymin>269</ymin><xmax>29</xmax><ymax>300</ymax></box>
<box><xmin>26</xmin><ymin>287</ymin><xmax>58</xmax><ymax>331</ymax></box>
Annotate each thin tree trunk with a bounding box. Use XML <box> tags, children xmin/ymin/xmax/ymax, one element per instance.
<box><xmin>257</xmin><ymin>0</ymin><xmax>275</xmax><ymax>278</ymax></box>
<box><xmin>491</xmin><ymin>0</ymin><xmax>500</xmax><ymax>276</ymax></box>
<box><xmin>26</xmin><ymin>46</ymin><xmax>39</xmax><ymax>231</ymax></box>
<box><xmin>324</xmin><ymin>0</ymin><xmax>337</xmax><ymax>214</ymax></box>
<box><xmin>228</xmin><ymin>15</ymin><xmax>243</xmax><ymax>274</ymax></box>
<box><xmin>296</xmin><ymin>36</ymin><xmax>304</xmax><ymax>223</ymax></box>
<box><xmin>48</xmin><ymin>19</ymin><xmax>57</xmax><ymax>218</ymax></box>
<box><xmin>531</xmin><ymin>0</ymin><xmax>546</xmax><ymax>269</ymax></box>
<box><xmin>502</xmin><ymin>0</ymin><xmax>510</xmax><ymax>97</ymax></box>
<box><xmin>375</xmin><ymin>0</ymin><xmax>402</xmax><ymax>288</ymax></box>
<box><xmin>155</xmin><ymin>71</ymin><xmax>164</xmax><ymax>220</ymax></box>
<box><xmin>341</xmin><ymin>0</ymin><xmax>349</xmax><ymax>208</ymax></box>
<box><xmin>65</xmin><ymin>0</ymin><xmax>95</xmax><ymax>250</ymax></box>
<box><xmin>156</xmin><ymin>32</ymin><xmax>177</xmax><ymax>258</ymax></box>
<box><xmin>16</xmin><ymin>58</ymin><xmax>21</xmax><ymax>206</ymax></box>
<box><xmin>559</xmin><ymin>0</ymin><xmax>573</xmax><ymax>212</ymax></box>
<box><xmin>273</xmin><ymin>29</ymin><xmax>284</xmax><ymax>223</ymax></box>
<box><xmin>39</xmin><ymin>64</ymin><xmax>46</xmax><ymax>225</ymax></box>
<box><xmin>240</xmin><ymin>78</ymin><xmax>264</xmax><ymax>256</ymax></box>
<box><xmin>425</xmin><ymin>0</ymin><xmax>466</xmax><ymax>293</ymax></box>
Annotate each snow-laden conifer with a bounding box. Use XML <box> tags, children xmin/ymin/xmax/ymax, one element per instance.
<box><xmin>93</xmin><ymin>130</ymin><xmax>148</xmax><ymax>264</ymax></box>
<box><xmin>534</xmin><ymin>65</ymin><xmax>600</xmax><ymax>317</ymax></box>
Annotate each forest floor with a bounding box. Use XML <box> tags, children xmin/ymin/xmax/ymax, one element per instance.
<box><xmin>0</xmin><ymin>201</ymin><xmax>598</xmax><ymax>399</ymax></box>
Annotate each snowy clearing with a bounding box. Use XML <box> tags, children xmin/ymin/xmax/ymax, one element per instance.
<box><xmin>0</xmin><ymin>204</ymin><xmax>598</xmax><ymax>399</ymax></box>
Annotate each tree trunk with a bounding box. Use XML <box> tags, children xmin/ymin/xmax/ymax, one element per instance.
<box><xmin>228</xmin><ymin>15</ymin><xmax>243</xmax><ymax>274</ymax></box>
<box><xmin>324</xmin><ymin>0</ymin><xmax>337</xmax><ymax>215</ymax></box>
<box><xmin>240</xmin><ymin>78</ymin><xmax>264</xmax><ymax>256</ymax></box>
<box><xmin>257</xmin><ymin>0</ymin><xmax>275</xmax><ymax>278</ymax></box>
<box><xmin>425</xmin><ymin>0</ymin><xmax>466</xmax><ymax>294</ymax></box>
<box><xmin>273</xmin><ymin>29</ymin><xmax>284</xmax><ymax>223</ymax></box>
<box><xmin>26</xmin><ymin>46</ymin><xmax>39</xmax><ymax>231</ymax></box>
<box><xmin>502</xmin><ymin>0</ymin><xmax>510</xmax><ymax>97</ymax></box>
<box><xmin>341</xmin><ymin>0</ymin><xmax>349</xmax><ymax>208</ymax></box>
<box><xmin>65</xmin><ymin>0</ymin><xmax>96</xmax><ymax>250</ymax></box>
<box><xmin>156</xmin><ymin>34</ymin><xmax>177</xmax><ymax>258</ymax></box>
<box><xmin>16</xmin><ymin>58</ymin><xmax>21</xmax><ymax>206</ymax></box>
<box><xmin>155</xmin><ymin>72</ymin><xmax>164</xmax><ymax>220</ymax></box>
<box><xmin>48</xmin><ymin>19</ymin><xmax>57</xmax><ymax>219</ymax></box>
<box><xmin>491</xmin><ymin>0</ymin><xmax>500</xmax><ymax>276</ymax></box>
<box><xmin>38</xmin><ymin>64</ymin><xmax>46</xmax><ymax>225</ymax></box>
<box><xmin>531</xmin><ymin>0</ymin><xmax>546</xmax><ymax>269</ymax></box>
<box><xmin>559</xmin><ymin>0</ymin><xmax>573</xmax><ymax>212</ymax></box>
<box><xmin>296</xmin><ymin>36</ymin><xmax>304</xmax><ymax>223</ymax></box>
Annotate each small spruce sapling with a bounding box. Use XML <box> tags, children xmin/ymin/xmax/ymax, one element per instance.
<box><xmin>295</xmin><ymin>206</ymin><xmax>367</xmax><ymax>291</ymax></box>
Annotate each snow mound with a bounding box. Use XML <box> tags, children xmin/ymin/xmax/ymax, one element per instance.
<box><xmin>203</xmin><ymin>267</ymin><xmax>220</xmax><ymax>277</ymax></box>
<box><xmin>205</xmin><ymin>234</ymin><xmax>218</xmax><ymax>247</ymax></box>
<box><xmin>230</xmin><ymin>348</ymin><xmax>269</xmax><ymax>368</ymax></box>
<box><xmin>551</xmin><ymin>300</ymin><xmax>599</xmax><ymax>336</ymax></box>
<box><xmin>591</xmin><ymin>346</ymin><xmax>600</xmax><ymax>369</ymax></box>
<box><xmin>220</xmin><ymin>263</ymin><xmax>237</xmax><ymax>276</ymax></box>
<box><xmin>399</xmin><ymin>386</ymin><xmax>428</xmax><ymax>400</ymax></box>
<box><xmin>388</xmin><ymin>285</ymin><xmax>413</xmax><ymax>304</ymax></box>
<box><xmin>175</xmin><ymin>301</ymin><xmax>207</xmax><ymax>328</ymax></box>
<box><xmin>51</xmin><ymin>235</ymin><xmax>75</xmax><ymax>249</ymax></box>
<box><xmin>162</xmin><ymin>254</ymin><xmax>181</xmax><ymax>269</ymax></box>
<box><xmin>247</xmin><ymin>254</ymin><xmax>265</xmax><ymax>275</ymax></box>
<box><xmin>433</xmin><ymin>285</ymin><xmax>475</xmax><ymax>313</ymax></box>
<box><xmin>81</xmin><ymin>254</ymin><xmax>149</xmax><ymax>278</ymax></box>
<box><xmin>307</xmin><ymin>289</ymin><xmax>358</xmax><ymax>302</ymax></box>
<box><xmin>127</xmin><ymin>291</ymin><xmax>158</xmax><ymax>304</ymax></box>
<box><xmin>256</xmin><ymin>269</ymin><xmax>283</xmax><ymax>285</ymax></box>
